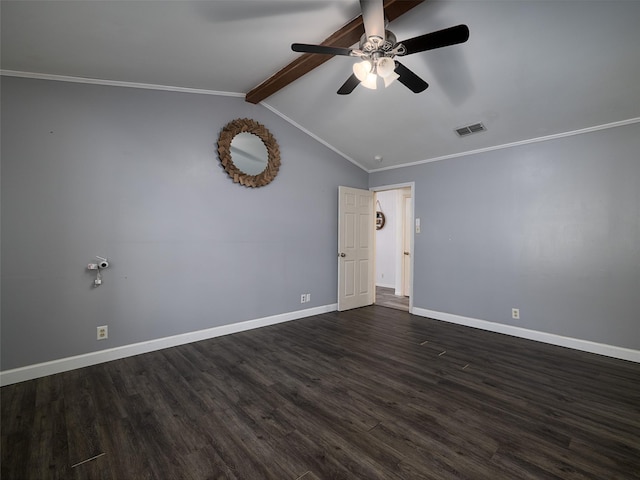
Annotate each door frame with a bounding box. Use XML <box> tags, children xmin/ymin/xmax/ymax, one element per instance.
<box><xmin>401</xmin><ymin>192</ymin><xmax>412</xmax><ymax>297</ymax></box>
<box><xmin>371</xmin><ymin>182</ymin><xmax>415</xmax><ymax>313</ymax></box>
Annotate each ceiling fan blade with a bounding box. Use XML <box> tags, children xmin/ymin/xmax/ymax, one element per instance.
<box><xmin>337</xmin><ymin>74</ymin><xmax>361</xmax><ymax>95</ymax></box>
<box><xmin>360</xmin><ymin>0</ymin><xmax>386</xmax><ymax>40</ymax></box>
<box><xmin>394</xmin><ymin>61</ymin><xmax>429</xmax><ymax>93</ymax></box>
<box><xmin>292</xmin><ymin>43</ymin><xmax>354</xmax><ymax>56</ymax></box>
<box><xmin>398</xmin><ymin>24</ymin><xmax>469</xmax><ymax>56</ymax></box>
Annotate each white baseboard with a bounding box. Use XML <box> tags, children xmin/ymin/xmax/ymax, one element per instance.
<box><xmin>0</xmin><ymin>304</ymin><xmax>338</xmax><ymax>386</ymax></box>
<box><xmin>376</xmin><ymin>283</ymin><xmax>395</xmax><ymax>289</ymax></box>
<box><xmin>412</xmin><ymin>308</ymin><xmax>640</xmax><ymax>363</ymax></box>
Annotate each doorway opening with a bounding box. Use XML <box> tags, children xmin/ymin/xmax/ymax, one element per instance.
<box><xmin>372</xmin><ymin>184</ymin><xmax>414</xmax><ymax>312</ymax></box>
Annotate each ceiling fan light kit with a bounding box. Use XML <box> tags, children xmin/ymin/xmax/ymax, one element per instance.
<box><xmin>291</xmin><ymin>0</ymin><xmax>469</xmax><ymax>95</ymax></box>
<box><xmin>353</xmin><ymin>55</ymin><xmax>399</xmax><ymax>90</ymax></box>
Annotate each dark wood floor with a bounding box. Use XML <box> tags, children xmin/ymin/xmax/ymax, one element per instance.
<box><xmin>2</xmin><ymin>306</ymin><xmax>640</xmax><ymax>479</ymax></box>
<box><xmin>376</xmin><ymin>286</ymin><xmax>409</xmax><ymax>311</ymax></box>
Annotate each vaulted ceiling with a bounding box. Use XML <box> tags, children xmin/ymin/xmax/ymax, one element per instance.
<box><xmin>2</xmin><ymin>0</ymin><xmax>640</xmax><ymax>171</ymax></box>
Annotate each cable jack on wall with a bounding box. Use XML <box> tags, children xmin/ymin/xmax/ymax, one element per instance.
<box><xmin>87</xmin><ymin>256</ymin><xmax>110</xmax><ymax>287</ymax></box>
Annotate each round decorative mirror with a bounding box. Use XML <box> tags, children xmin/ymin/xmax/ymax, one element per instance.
<box><xmin>217</xmin><ymin>118</ymin><xmax>280</xmax><ymax>187</ymax></box>
<box><xmin>375</xmin><ymin>200</ymin><xmax>386</xmax><ymax>230</ymax></box>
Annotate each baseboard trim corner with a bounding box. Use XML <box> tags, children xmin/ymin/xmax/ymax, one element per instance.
<box><xmin>412</xmin><ymin>308</ymin><xmax>640</xmax><ymax>363</ymax></box>
<box><xmin>0</xmin><ymin>303</ymin><xmax>338</xmax><ymax>386</ymax></box>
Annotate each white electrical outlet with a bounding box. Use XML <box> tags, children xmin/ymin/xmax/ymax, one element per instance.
<box><xmin>97</xmin><ymin>325</ymin><xmax>108</xmax><ymax>340</ymax></box>
<box><xmin>94</xmin><ymin>278</ymin><xmax>102</xmax><ymax>286</ymax></box>
<box><xmin>512</xmin><ymin>308</ymin><xmax>520</xmax><ymax>320</ymax></box>
<box><xmin>300</xmin><ymin>294</ymin><xmax>306</xmax><ymax>304</ymax></box>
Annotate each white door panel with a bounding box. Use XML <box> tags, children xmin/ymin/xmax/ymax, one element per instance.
<box><xmin>338</xmin><ymin>186</ymin><xmax>374</xmax><ymax>311</ymax></box>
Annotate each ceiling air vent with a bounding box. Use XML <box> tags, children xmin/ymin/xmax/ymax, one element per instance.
<box><xmin>455</xmin><ymin>122</ymin><xmax>486</xmax><ymax>137</ymax></box>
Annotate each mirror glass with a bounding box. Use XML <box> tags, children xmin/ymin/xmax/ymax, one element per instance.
<box><xmin>230</xmin><ymin>133</ymin><xmax>268</xmax><ymax>176</ymax></box>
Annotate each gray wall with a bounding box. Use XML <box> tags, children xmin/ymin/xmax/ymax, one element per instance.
<box><xmin>2</xmin><ymin>76</ymin><xmax>638</xmax><ymax>372</ymax></box>
<box><xmin>371</xmin><ymin>123</ymin><xmax>640</xmax><ymax>350</ymax></box>
<box><xmin>1</xmin><ymin>77</ymin><xmax>367</xmax><ymax>370</ymax></box>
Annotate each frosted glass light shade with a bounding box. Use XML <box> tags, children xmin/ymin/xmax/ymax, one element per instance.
<box><xmin>362</xmin><ymin>73</ymin><xmax>377</xmax><ymax>90</ymax></box>
<box><xmin>377</xmin><ymin>57</ymin><xmax>396</xmax><ymax>78</ymax></box>
<box><xmin>383</xmin><ymin>71</ymin><xmax>399</xmax><ymax>88</ymax></box>
<box><xmin>353</xmin><ymin>60</ymin><xmax>373</xmax><ymax>82</ymax></box>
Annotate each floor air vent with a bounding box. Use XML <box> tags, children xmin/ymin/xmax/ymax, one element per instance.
<box><xmin>455</xmin><ymin>122</ymin><xmax>486</xmax><ymax>137</ymax></box>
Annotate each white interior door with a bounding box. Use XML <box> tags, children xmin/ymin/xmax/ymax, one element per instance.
<box><xmin>338</xmin><ymin>186</ymin><xmax>374</xmax><ymax>311</ymax></box>
<box><xmin>402</xmin><ymin>195</ymin><xmax>412</xmax><ymax>297</ymax></box>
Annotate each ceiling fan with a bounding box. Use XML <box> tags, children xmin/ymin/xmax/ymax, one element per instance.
<box><xmin>291</xmin><ymin>0</ymin><xmax>469</xmax><ymax>94</ymax></box>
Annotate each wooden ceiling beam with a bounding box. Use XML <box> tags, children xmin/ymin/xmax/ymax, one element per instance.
<box><xmin>245</xmin><ymin>0</ymin><xmax>424</xmax><ymax>104</ymax></box>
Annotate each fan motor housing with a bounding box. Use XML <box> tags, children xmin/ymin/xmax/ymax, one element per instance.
<box><xmin>360</xmin><ymin>30</ymin><xmax>397</xmax><ymax>54</ymax></box>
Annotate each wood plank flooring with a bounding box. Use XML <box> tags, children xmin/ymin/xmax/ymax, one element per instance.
<box><xmin>375</xmin><ymin>286</ymin><xmax>409</xmax><ymax>311</ymax></box>
<box><xmin>2</xmin><ymin>306</ymin><xmax>640</xmax><ymax>479</ymax></box>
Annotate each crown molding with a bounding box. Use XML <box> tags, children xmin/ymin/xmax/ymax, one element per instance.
<box><xmin>4</xmin><ymin>69</ymin><xmax>638</xmax><ymax>175</ymax></box>
<box><xmin>369</xmin><ymin>117</ymin><xmax>640</xmax><ymax>173</ymax></box>
<box><xmin>0</xmin><ymin>70</ymin><xmax>244</xmax><ymax>97</ymax></box>
<box><xmin>1</xmin><ymin>69</ymin><xmax>367</xmax><ymax>172</ymax></box>
<box><xmin>261</xmin><ymin>102</ymin><xmax>367</xmax><ymax>172</ymax></box>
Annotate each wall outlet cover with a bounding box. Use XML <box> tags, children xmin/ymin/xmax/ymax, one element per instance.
<box><xmin>97</xmin><ymin>325</ymin><xmax>108</xmax><ymax>340</ymax></box>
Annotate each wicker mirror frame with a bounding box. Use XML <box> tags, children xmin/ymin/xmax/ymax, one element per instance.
<box><xmin>217</xmin><ymin>118</ymin><xmax>281</xmax><ymax>187</ymax></box>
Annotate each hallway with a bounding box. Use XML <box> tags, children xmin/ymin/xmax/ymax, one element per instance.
<box><xmin>375</xmin><ymin>286</ymin><xmax>409</xmax><ymax>311</ymax></box>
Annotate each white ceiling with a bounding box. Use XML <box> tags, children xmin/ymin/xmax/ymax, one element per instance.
<box><xmin>3</xmin><ymin>0</ymin><xmax>640</xmax><ymax>172</ymax></box>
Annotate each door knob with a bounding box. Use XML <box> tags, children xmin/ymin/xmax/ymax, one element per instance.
<box><xmin>339</xmin><ymin>252</ymin><xmax>346</xmax><ymax>257</ymax></box>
